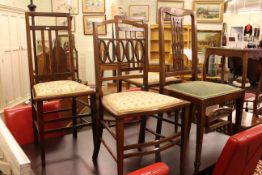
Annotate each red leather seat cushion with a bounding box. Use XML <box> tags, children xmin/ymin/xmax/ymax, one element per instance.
<box><xmin>4</xmin><ymin>101</ymin><xmax>63</xmax><ymax>145</ymax></box>
<box><xmin>128</xmin><ymin>162</ymin><xmax>169</xmax><ymax>175</ymax></box>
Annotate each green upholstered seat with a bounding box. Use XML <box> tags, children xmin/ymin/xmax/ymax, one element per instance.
<box><xmin>165</xmin><ymin>81</ymin><xmax>241</xmax><ymax>100</ymax></box>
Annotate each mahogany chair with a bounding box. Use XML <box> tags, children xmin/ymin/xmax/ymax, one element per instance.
<box><xmin>158</xmin><ymin>7</ymin><xmax>245</xmax><ymax>173</ymax></box>
<box><xmin>92</xmin><ymin>18</ymin><xmax>190</xmax><ymax>175</ymax></box>
<box><xmin>25</xmin><ymin>12</ymin><xmax>96</xmax><ymax>166</ymax></box>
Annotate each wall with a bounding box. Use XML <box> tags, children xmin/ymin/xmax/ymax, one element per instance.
<box><xmin>224</xmin><ymin>11</ymin><xmax>262</xmax><ymax>44</ymax></box>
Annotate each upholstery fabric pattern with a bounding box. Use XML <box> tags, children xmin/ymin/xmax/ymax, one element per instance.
<box><xmin>165</xmin><ymin>81</ymin><xmax>241</xmax><ymax>100</ymax></box>
<box><xmin>254</xmin><ymin>160</ymin><xmax>262</xmax><ymax>175</ymax></box>
<box><xmin>34</xmin><ymin>80</ymin><xmax>94</xmax><ymax>98</ymax></box>
<box><xmin>127</xmin><ymin>72</ymin><xmax>180</xmax><ymax>86</ymax></box>
<box><xmin>102</xmin><ymin>91</ymin><xmax>183</xmax><ymax>116</ymax></box>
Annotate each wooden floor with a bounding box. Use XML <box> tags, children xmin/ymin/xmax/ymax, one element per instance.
<box><xmin>22</xmin><ymin>118</ymin><xmax>230</xmax><ymax>175</ymax></box>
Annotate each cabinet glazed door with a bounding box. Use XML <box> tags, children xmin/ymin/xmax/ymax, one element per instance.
<box><xmin>0</xmin><ymin>11</ymin><xmax>29</xmax><ymax>109</ymax></box>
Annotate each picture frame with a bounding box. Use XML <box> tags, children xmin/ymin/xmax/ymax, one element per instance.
<box><xmin>51</xmin><ymin>0</ymin><xmax>79</xmax><ymax>15</ymax></box>
<box><xmin>83</xmin><ymin>15</ymin><xmax>106</xmax><ymax>35</ymax></box>
<box><xmin>56</xmin><ymin>16</ymin><xmax>76</xmax><ymax>32</ymax></box>
<box><xmin>193</xmin><ymin>0</ymin><xmax>224</xmax><ymax>23</ymax></box>
<box><xmin>129</xmin><ymin>5</ymin><xmax>149</xmax><ymax>22</ymax></box>
<box><xmin>230</xmin><ymin>26</ymin><xmax>244</xmax><ymax>41</ymax></box>
<box><xmin>82</xmin><ymin>0</ymin><xmax>105</xmax><ymax>13</ymax></box>
<box><xmin>157</xmin><ymin>0</ymin><xmax>184</xmax><ymax>22</ymax></box>
<box><xmin>197</xmin><ymin>30</ymin><xmax>222</xmax><ymax>53</ymax></box>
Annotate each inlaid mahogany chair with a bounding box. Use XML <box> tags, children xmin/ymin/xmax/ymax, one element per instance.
<box><xmin>25</xmin><ymin>12</ymin><xmax>96</xmax><ymax>166</ymax></box>
<box><xmin>92</xmin><ymin>18</ymin><xmax>190</xmax><ymax>175</ymax></box>
<box><xmin>158</xmin><ymin>7</ymin><xmax>245</xmax><ymax>173</ymax></box>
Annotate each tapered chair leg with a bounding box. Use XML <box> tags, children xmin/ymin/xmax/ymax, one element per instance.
<box><xmin>116</xmin><ymin>119</ymin><xmax>124</xmax><ymax>175</ymax></box>
<box><xmin>72</xmin><ymin>97</ymin><xmax>77</xmax><ymax>138</ymax></box>
<box><xmin>32</xmin><ymin>100</ymin><xmax>39</xmax><ymax>144</ymax></box>
<box><xmin>37</xmin><ymin>101</ymin><xmax>45</xmax><ymax>166</ymax></box>
<box><xmin>92</xmin><ymin>110</ymin><xmax>104</xmax><ymax>161</ymax></box>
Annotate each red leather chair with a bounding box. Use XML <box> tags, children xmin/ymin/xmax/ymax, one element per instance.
<box><xmin>4</xmin><ymin>101</ymin><xmax>63</xmax><ymax>145</ymax></box>
<box><xmin>213</xmin><ymin>124</ymin><xmax>262</xmax><ymax>175</ymax></box>
<box><xmin>128</xmin><ymin>162</ymin><xmax>169</xmax><ymax>175</ymax></box>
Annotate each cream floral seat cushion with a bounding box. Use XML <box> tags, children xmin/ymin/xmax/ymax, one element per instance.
<box><xmin>102</xmin><ymin>91</ymin><xmax>183</xmax><ymax>116</ymax></box>
<box><xmin>33</xmin><ymin>80</ymin><xmax>95</xmax><ymax>100</ymax></box>
<box><xmin>126</xmin><ymin>72</ymin><xmax>180</xmax><ymax>86</ymax></box>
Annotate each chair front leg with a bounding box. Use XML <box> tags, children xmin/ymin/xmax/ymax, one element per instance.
<box><xmin>180</xmin><ymin>106</ymin><xmax>189</xmax><ymax>175</ymax></box>
<box><xmin>116</xmin><ymin>118</ymin><xmax>124</xmax><ymax>175</ymax></box>
<box><xmin>72</xmin><ymin>97</ymin><xmax>77</xmax><ymax>138</ymax></box>
<box><xmin>36</xmin><ymin>100</ymin><xmax>45</xmax><ymax>166</ymax></box>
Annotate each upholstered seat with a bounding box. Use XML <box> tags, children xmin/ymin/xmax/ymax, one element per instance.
<box><xmin>165</xmin><ymin>81</ymin><xmax>241</xmax><ymax>100</ymax></box>
<box><xmin>33</xmin><ymin>80</ymin><xmax>95</xmax><ymax>100</ymax></box>
<box><xmin>126</xmin><ymin>72</ymin><xmax>180</xmax><ymax>86</ymax></box>
<box><xmin>102</xmin><ymin>91</ymin><xmax>183</xmax><ymax>116</ymax></box>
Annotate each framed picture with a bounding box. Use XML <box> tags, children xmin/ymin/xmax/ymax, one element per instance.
<box><xmin>82</xmin><ymin>0</ymin><xmax>105</xmax><ymax>13</ymax></box>
<box><xmin>83</xmin><ymin>15</ymin><xmax>106</xmax><ymax>35</ymax></box>
<box><xmin>157</xmin><ymin>0</ymin><xmax>184</xmax><ymax>22</ymax></box>
<box><xmin>56</xmin><ymin>16</ymin><xmax>76</xmax><ymax>32</ymax></box>
<box><xmin>230</xmin><ymin>26</ymin><xmax>244</xmax><ymax>41</ymax></box>
<box><xmin>197</xmin><ymin>30</ymin><xmax>221</xmax><ymax>52</ymax></box>
<box><xmin>193</xmin><ymin>0</ymin><xmax>224</xmax><ymax>23</ymax></box>
<box><xmin>129</xmin><ymin>5</ymin><xmax>149</xmax><ymax>22</ymax></box>
<box><xmin>52</xmin><ymin>0</ymin><xmax>79</xmax><ymax>14</ymax></box>
<box><xmin>58</xmin><ymin>34</ymin><xmax>76</xmax><ymax>49</ymax></box>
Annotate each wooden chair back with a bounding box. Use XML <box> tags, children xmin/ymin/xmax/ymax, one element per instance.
<box><xmin>25</xmin><ymin>12</ymin><xmax>75</xmax><ymax>89</ymax></box>
<box><xmin>93</xmin><ymin>18</ymin><xmax>148</xmax><ymax>97</ymax></box>
<box><xmin>158</xmin><ymin>7</ymin><xmax>198</xmax><ymax>93</ymax></box>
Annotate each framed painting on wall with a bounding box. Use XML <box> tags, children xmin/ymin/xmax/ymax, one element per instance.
<box><xmin>82</xmin><ymin>0</ymin><xmax>105</xmax><ymax>13</ymax></box>
<box><xmin>157</xmin><ymin>0</ymin><xmax>184</xmax><ymax>22</ymax></box>
<box><xmin>56</xmin><ymin>16</ymin><xmax>76</xmax><ymax>32</ymax></box>
<box><xmin>52</xmin><ymin>0</ymin><xmax>79</xmax><ymax>14</ymax></box>
<box><xmin>129</xmin><ymin>5</ymin><xmax>149</xmax><ymax>22</ymax></box>
<box><xmin>83</xmin><ymin>15</ymin><xmax>106</xmax><ymax>35</ymax></box>
<box><xmin>193</xmin><ymin>0</ymin><xmax>224</xmax><ymax>23</ymax></box>
<box><xmin>197</xmin><ymin>30</ymin><xmax>221</xmax><ymax>52</ymax></box>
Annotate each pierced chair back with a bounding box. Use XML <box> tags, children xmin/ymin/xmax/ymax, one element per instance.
<box><xmin>159</xmin><ymin>7</ymin><xmax>198</xmax><ymax>93</ymax></box>
<box><xmin>93</xmin><ymin>18</ymin><xmax>148</xmax><ymax>96</ymax></box>
<box><xmin>25</xmin><ymin>12</ymin><xmax>75</xmax><ymax>87</ymax></box>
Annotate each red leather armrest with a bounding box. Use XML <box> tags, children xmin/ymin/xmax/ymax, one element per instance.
<box><xmin>128</xmin><ymin>162</ymin><xmax>170</xmax><ymax>175</ymax></box>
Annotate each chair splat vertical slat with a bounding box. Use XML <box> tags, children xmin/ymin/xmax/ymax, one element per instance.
<box><xmin>48</xmin><ymin>30</ymin><xmax>53</xmax><ymax>74</ymax></box>
<box><xmin>41</xmin><ymin>30</ymin><xmax>48</xmax><ymax>77</ymax></box>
